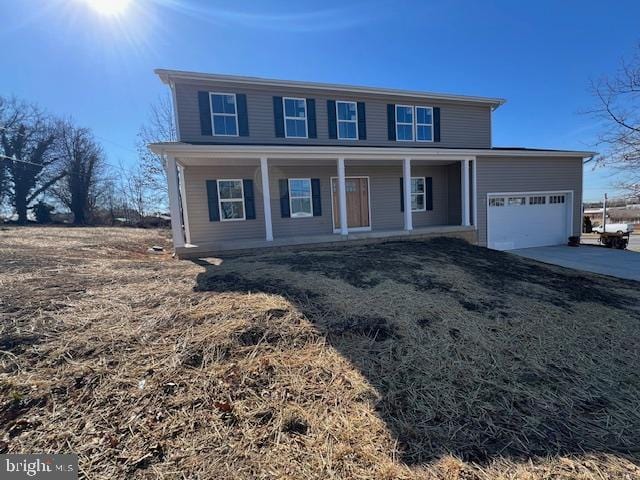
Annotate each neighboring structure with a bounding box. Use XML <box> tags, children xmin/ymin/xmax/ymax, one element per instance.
<box><xmin>149</xmin><ymin>69</ymin><xmax>594</xmax><ymax>256</ymax></box>
<box><xmin>584</xmin><ymin>204</ymin><xmax>640</xmax><ymax>228</ymax></box>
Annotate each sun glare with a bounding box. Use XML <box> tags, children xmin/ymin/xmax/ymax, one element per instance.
<box><xmin>84</xmin><ymin>0</ymin><xmax>131</xmax><ymax>16</ymax></box>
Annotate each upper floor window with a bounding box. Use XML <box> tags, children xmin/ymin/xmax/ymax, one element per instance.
<box><xmin>288</xmin><ymin>178</ymin><xmax>313</xmax><ymax>217</ymax></box>
<box><xmin>336</xmin><ymin>101</ymin><xmax>358</xmax><ymax>140</ymax></box>
<box><xmin>415</xmin><ymin>106</ymin><xmax>434</xmax><ymax>142</ymax></box>
<box><xmin>217</xmin><ymin>179</ymin><xmax>245</xmax><ymax>221</ymax></box>
<box><xmin>211</xmin><ymin>93</ymin><xmax>238</xmax><ymax>136</ymax></box>
<box><xmin>395</xmin><ymin>105</ymin><xmax>414</xmax><ymax>141</ymax></box>
<box><xmin>283</xmin><ymin>97</ymin><xmax>308</xmax><ymax>138</ymax></box>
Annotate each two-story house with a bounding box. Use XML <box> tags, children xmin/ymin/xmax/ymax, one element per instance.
<box><xmin>149</xmin><ymin>69</ymin><xmax>594</xmax><ymax>257</ymax></box>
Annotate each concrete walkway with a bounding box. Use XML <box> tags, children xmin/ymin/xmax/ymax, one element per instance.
<box><xmin>510</xmin><ymin>245</ymin><xmax>640</xmax><ymax>282</ymax></box>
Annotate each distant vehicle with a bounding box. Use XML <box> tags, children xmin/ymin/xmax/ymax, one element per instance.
<box><xmin>592</xmin><ymin>223</ymin><xmax>635</xmax><ymax>234</ymax></box>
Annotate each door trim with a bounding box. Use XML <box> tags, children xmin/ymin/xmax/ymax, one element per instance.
<box><xmin>330</xmin><ymin>176</ymin><xmax>372</xmax><ymax>233</ymax></box>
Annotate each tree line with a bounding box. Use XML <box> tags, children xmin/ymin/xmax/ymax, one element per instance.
<box><xmin>0</xmin><ymin>95</ymin><xmax>172</xmax><ymax>225</ymax></box>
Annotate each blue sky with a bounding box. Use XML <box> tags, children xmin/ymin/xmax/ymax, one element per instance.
<box><xmin>1</xmin><ymin>0</ymin><xmax>638</xmax><ymax>201</ymax></box>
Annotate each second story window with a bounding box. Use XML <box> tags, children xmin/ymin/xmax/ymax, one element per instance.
<box><xmin>283</xmin><ymin>97</ymin><xmax>308</xmax><ymax>138</ymax></box>
<box><xmin>336</xmin><ymin>101</ymin><xmax>358</xmax><ymax>140</ymax></box>
<box><xmin>415</xmin><ymin>106</ymin><xmax>434</xmax><ymax>142</ymax></box>
<box><xmin>211</xmin><ymin>93</ymin><xmax>238</xmax><ymax>136</ymax></box>
<box><xmin>395</xmin><ymin>105</ymin><xmax>414</xmax><ymax>141</ymax></box>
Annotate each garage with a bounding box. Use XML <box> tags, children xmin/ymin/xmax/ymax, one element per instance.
<box><xmin>487</xmin><ymin>191</ymin><xmax>573</xmax><ymax>250</ymax></box>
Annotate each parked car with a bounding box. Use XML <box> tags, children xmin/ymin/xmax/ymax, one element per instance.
<box><xmin>592</xmin><ymin>223</ymin><xmax>635</xmax><ymax>234</ymax></box>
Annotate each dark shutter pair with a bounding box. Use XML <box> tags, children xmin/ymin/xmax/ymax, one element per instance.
<box><xmin>273</xmin><ymin>97</ymin><xmax>317</xmax><ymax>138</ymax></box>
<box><xmin>327</xmin><ymin>100</ymin><xmax>367</xmax><ymax>140</ymax></box>
<box><xmin>387</xmin><ymin>105</ymin><xmax>441</xmax><ymax>142</ymax></box>
<box><xmin>400</xmin><ymin>177</ymin><xmax>433</xmax><ymax>212</ymax></box>
<box><xmin>206</xmin><ymin>179</ymin><xmax>256</xmax><ymax>221</ymax></box>
<box><xmin>279</xmin><ymin>179</ymin><xmax>322</xmax><ymax>218</ymax></box>
<box><xmin>198</xmin><ymin>92</ymin><xmax>249</xmax><ymax>136</ymax></box>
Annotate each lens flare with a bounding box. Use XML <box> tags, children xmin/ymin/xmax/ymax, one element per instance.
<box><xmin>83</xmin><ymin>0</ymin><xmax>131</xmax><ymax>17</ymax></box>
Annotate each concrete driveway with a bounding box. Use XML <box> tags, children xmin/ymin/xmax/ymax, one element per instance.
<box><xmin>510</xmin><ymin>245</ymin><xmax>640</xmax><ymax>281</ymax></box>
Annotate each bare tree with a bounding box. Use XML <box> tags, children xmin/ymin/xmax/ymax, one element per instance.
<box><xmin>136</xmin><ymin>94</ymin><xmax>176</xmax><ymax>209</ymax></box>
<box><xmin>588</xmin><ymin>45</ymin><xmax>640</xmax><ymax>199</ymax></box>
<box><xmin>53</xmin><ymin>121</ymin><xmax>105</xmax><ymax>225</ymax></box>
<box><xmin>0</xmin><ymin>97</ymin><xmax>63</xmax><ymax>224</ymax></box>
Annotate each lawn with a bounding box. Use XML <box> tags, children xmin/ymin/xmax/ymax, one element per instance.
<box><xmin>1</xmin><ymin>226</ymin><xmax>640</xmax><ymax>479</ymax></box>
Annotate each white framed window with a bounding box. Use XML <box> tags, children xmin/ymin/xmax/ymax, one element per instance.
<box><xmin>415</xmin><ymin>106</ymin><xmax>434</xmax><ymax>142</ymax></box>
<box><xmin>549</xmin><ymin>194</ymin><xmax>565</xmax><ymax>204</ymax></box>
<box><xmin>336</xmin><ymin>101</ymin><xmax>358</xmax><ymax>140</ymax></box>
<box><xmin>529</xmin><ymin>195</ymin><xmax>546</xmax><ymax>205</ymax></box>
<box><xmin>210</xmin><ymin>93</ymin><xmax>238</xmax><ymax>136</ymax></box>
<box><xmin>283</xmin><ymin>97</ymin><xmax>308</xmax><ymax>138</ymax></box>
<box><xmin>489</xmin><ymin>197</ymin><xmax>505</xmax><ymax>207</ymax></box>
<box><xmin>395</xmin><ymin>105</ymin><xmax>414</xmax><ymax>141</ymax></box>
<box><xmin>217</xmin><ymin>179</ymin><xmax>245</xmax><ymax>221</ymax></box>
<box><xmin>288</xmin><ymin>178</ymin><xmax>313</xmax><ymax>217</ymax></box>
<box><xmin>508</xmin><ymin>196</ymin><xmax>526</xmax><ymax>206</ymax></box>
<box><xmin>411</xmin><ymin>177</ymin><xmax>426</xmax><ymax>212</ymax></box>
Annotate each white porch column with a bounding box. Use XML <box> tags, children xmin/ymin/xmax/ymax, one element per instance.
<box><xmin>471</xmin><ymin>159</ymin><xmax>477</xmax><ymax>228</ymax></box>
<box><xmin>461</xmin><ymin>159</ymin><xmax>470</xmax><ymax>226</ymax></box>
<box><xmin>337</xmin><ymin>157</ymin><xmax>348</xmax><ymax>236</ymax></box>
<box><xmin>165</xmin><ymin>155</ymin><xmax>185</xmax><ymax>248</ymax></box>
<box><xmin>403</xmin><ymin>158</ymin><xmax>413</xmax><ymax>231</ymax></box>
<box><xmin>260</xmin><ymin>157</ymin><xmax>273</xmax><ymax>241</ymax></box>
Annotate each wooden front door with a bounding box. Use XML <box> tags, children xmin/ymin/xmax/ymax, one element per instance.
<box><xmin>332</xmin><ymin>177</ymin><xmax>370</xmax><ymax>229</ymax></box>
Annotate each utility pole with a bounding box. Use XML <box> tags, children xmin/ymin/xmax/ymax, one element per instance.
<box><xmin>603</xmin><ymin>193</ymin><xmax>607</xmax><ymax>233</ymax></box>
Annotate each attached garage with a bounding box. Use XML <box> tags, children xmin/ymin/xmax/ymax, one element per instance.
<box><xmin>487</xmin><ymin>191</ymin><xmax>573</xmax><ymax>250</ymax></box>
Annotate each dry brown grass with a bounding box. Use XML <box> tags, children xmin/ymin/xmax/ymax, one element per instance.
<box><xmin>1</xmin><ymin>226</ymin><xmax>640</xmax><ymax>479</ymax></box>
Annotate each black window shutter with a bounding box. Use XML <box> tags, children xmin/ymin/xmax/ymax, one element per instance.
<box><xmin>425</xmin><ymin>177</ymin><xmax>433</xmax><ymax>210</ymax></box>
<box><xmin>206</xmin><ymin>180</ymin><xmax>219</xmax><ymax>221</ymax></box>
<box><xmin>198</xmin><ymin>91</ymin><xmax>212</xmax><ymax>136</ymax></box>
<box><xmin>306</xmin><ymin>99</ymin><xmax>317</xmax><ymax>138</ymax></box>
<box><xmin>237</xmin><ymin>94</ymin><xmax>249</xmax><ymax>137</ymax></box>
<box><xmin>279</xmin><ymin>179</ymin><xmax>290</xmax><ymax>218</ymax></box>
<box><xmin>399</xmin><ymin>177</ymin><xmax>404</xmax><ymax>212</ymax></box>
<box><xmin>433</xmin><ymin>107</ymin><xmax>441</xmax><ymax>142</ymax></box>
<box><xmin>357</xmin><ymin>102</ymin><xmax>367</xmax><ymax>139</ymax></box>
<box><xmin>273</xmin><ymin>96</ymin><xmax>285</xmax><ymax>137</ymax></box>
<box><xmin>243</xmin><ymin>179</ymin><xmax>255</xmax><ymax>219</ymax></box>
<box><xmin>327</xmin><ymin>100</ymin><xmax>337</xmax><ymax>139</ymax></box>
<box><xmin>387</xmin><ymin>104</ymin><xmax>396</xmax><ymax>141</ymax></box>
<box><xmin>311</xmin><ymin>178</ymin><xmax>322</xmax><ymax>216</ymax></box>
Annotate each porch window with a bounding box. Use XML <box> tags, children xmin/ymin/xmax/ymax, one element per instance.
<box><xmin>336</xmin><ymin>101</ymin><xmax>358</xmax><ymax>139</ymax></box>
<box><xmin>283</xmin><ymin>97</ymin><xmax>308</xmax><ymax>138</ymax></box>
<box><xmin>288</xmin><ymin>178</ymin><xmax>313</xmax><ymax>217</ymax></box>
<box><xmin>415</xmin><ymin>107</ymin><xmax>434</xmax><ymax>142</ymax></box>
<box><xmin>217</xmin><ymin>179</ymin><xmax>245</xmax><ymax>221</ymax></box>
<box><xmin>395</xmin><ymin>105</ymin><xmax>414</xmax><ymax>141</ymax></box>
<box><xmin>411</xmin><ymin>177</ymin><xmax>426</xmax><ymax>211</ymax></box>
<box><xmin>211</xmin><ymin>93</ymin><xmax>238</xmax><ymax>136</ymax></box>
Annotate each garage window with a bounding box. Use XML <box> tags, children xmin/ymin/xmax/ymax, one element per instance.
<box><xmin>489</xmin><ymin>197</ymin><xmax>505</xmax><ymax>207</ymax></box>
<box><xmin>529</xmin><ymin>196</ymin><xmax>546</xmax><ymax>205</ymax></box>
<box><xmin>550</xmin><ymin>195</ymin><xmax>565</xmax><ymax>204</ymax></box>
<box><xmin>508</xmin><ymin>197</ymin><xmax>526</xmax><ymax>206</ymax></box>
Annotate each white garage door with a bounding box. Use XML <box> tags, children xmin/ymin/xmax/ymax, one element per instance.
<box><xmin>487</xmin><ymin>192</ymin><xmax>572</xmax><ymax>250</ymax></box>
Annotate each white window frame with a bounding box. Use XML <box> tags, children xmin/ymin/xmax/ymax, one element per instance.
<box><xmin>288</xmin><ymin>178</ymin><xmax>313</xmax><ymax>218</ymax></box>
<box><xmin>415</xmin><ymin>106</ymin><xmax>434</xmax><ymax>143</ymax></box>
<box><xmin>210</xmin><ymin>92</ymin><xmax>239</xmax><ymax>137</ymax></box>
<box><xmin>283</xmin><ymin>97</ymin><xmax>308</xmax><ymax>139</ymax></box>
<box><xmin>411</xmin><ymin>176</ymin><xmax>426</xmax><ymax>212</ymax></box>
<box><xmin>217</xmin><ymin>179</ymin><xmax>245</xmax><ymax>222</ymax></box>
<box><xmin>336</xmin><ymin>100</ymin><xmax>358</xmax><ymax>140</ymax></box>
<box><xmin>395</xmin><ymin>104</ymin><xmax>414</xmax><ymax>142</ymax></box>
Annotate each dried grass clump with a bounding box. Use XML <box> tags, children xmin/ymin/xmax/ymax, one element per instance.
<box><xmin>1</xmin><ymin>226</ymin><xmax>640</xmax><ymax>479</ymax></box>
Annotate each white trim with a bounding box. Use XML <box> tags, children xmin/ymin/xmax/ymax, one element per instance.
<box><xmin>156</xmin><ymin>69</ymin><xmax>507</xmax><ymax>108</ymax></box>
<box><xmin>472</xmin><ymin>159</ymin><xmax>477</xmax><ymax>230</ymax></box>
<box><xmin>283</xmin><ymin>97</ymin><xmax>308</xmax><ymax>139</ymax></box>
<box><xmin>217</xmin><ymin>178</ymin><xmax>246</xmax><ymax>221</ymax></box>
<box><xmin>209</xmin><ymin>92</ymin><xmax>239</xmax><ymax>137</ymax></box>
<box><xmin>330</xmin><ymin>175</ymin><xmax>372</xmax><ymax>233</ymax></box>
<box><xmin>461</xmin><ymin>159</ymin><xmax>470</xmax><ymax>226</ymax></box>
<box><xmin>395</xmin><ymin>104</ymin><xmax>414</xmax><ymax>142</ymax></box>
<box><xmin>169</xmin><ymin>81</ymin><xmax>181</xmax><ymax>140</ymax></box>
<box><xmin>415</xmin><ymin>106</ymin><xmax>434</xmax><ymax>143</ymax></box>
<box><xmin>260</xmin><ymin>157</ymin><xmax>273</xmax><ymax>241</ymax></box>
<box><xmin>335</xmin><ymin>100</ymin><xmax>358</xmax><ymax>140</ymax></box>
<box><xmin>410</xmin><ymin>176</ymin><xmax>427</xmax><ymax>212</ymax></box>
<box><xmin>177</xmin><ymin>163</ymin><xmax>191</xmax><ymax>244</ymax></box>
<box><xmin>403</xmin><ymin>158</ymin><xmax>413</xmax><ymax>231</ymax></box>
<box><xmin>165</xmin><ymin>155</ymin><xmax>185</xmax><ymax>248</ymax></box>
<box><xmin>337</xmin><ymin>158</ymin><xmax>348</xmax><ymax>235</ymax></box>
<box><xmin>288</xmin><ymin>178</ymin><xmax>314</xmax><ymax>218</ymax></box>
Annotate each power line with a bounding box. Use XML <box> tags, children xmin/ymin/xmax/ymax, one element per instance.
<box><xmin>0</xmin><ymin>154</ymin><xmax>43</xmax><ymax>167</ymax></box>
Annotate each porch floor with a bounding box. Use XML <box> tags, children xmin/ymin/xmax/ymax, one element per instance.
<box><xmin>176</xmin><ymin>224</ymin><xmax>477</xmax><ymax>257</ymax></box>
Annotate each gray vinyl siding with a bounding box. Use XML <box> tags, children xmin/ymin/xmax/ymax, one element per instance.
<box><xmin>476</xmin><ymin>156</ymin><xmax>583</xmax><ymax>246</ymax></box>
<box><xmin>174</xmin><ymin>80</ymin><xmax>492</xmax><ymax>148</ymax></box>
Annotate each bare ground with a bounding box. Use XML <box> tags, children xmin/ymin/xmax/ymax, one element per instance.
<box><xmin>1</xmin><ymin>226</ymin><xmax>640</xmax><ymax>479</ymax></box>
